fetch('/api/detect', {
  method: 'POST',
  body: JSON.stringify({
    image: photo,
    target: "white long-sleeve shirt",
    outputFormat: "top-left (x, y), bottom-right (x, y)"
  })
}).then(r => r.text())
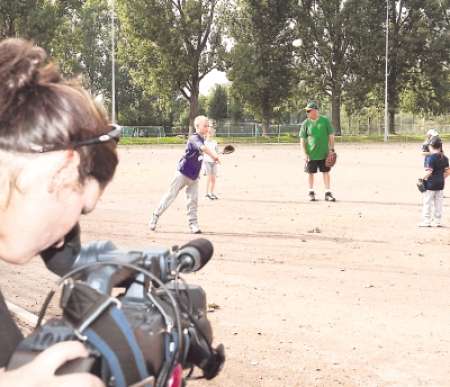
top-left (203, 139), bottom-right (219, 162)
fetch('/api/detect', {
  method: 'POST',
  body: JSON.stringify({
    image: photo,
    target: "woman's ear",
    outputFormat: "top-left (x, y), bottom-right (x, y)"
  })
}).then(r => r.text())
top-left (48, 150), bottom-right (81, 194)
top-left (81, 178), bottom-right (102, 214)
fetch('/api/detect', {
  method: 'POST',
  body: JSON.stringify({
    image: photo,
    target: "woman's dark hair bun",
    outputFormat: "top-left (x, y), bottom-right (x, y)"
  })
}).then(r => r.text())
top-left (0, 38), bottom-right (118, 187)
top-left (0, 38), bottom-right (47, 94)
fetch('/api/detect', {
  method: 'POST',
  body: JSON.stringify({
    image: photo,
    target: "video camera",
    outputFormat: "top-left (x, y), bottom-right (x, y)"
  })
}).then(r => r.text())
top-left (7, 225), bottom-right (225, 387)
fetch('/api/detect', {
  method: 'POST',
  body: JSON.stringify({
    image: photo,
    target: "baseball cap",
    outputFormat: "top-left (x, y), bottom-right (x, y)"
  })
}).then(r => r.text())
top-left (304, 101), bottom-right (319, 111)
top-left (426, 129), bottom-right (439, 137)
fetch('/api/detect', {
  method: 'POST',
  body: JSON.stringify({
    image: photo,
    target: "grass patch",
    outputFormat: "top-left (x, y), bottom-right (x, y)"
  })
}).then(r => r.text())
top-left (119, 136), bottom-right (186, 145)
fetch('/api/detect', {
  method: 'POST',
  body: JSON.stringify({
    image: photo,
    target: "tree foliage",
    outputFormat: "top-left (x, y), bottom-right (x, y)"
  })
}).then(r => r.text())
top-left (1, 1), bottom-right (449, 131)
top-left (294, 0), bottom-right (386, 134)
top-left (384, 0), bottom-right (450, 132)
top-left (119, 0), bottom-right (225, 133)
top-left (226, 0), bottom-right (298, 135)
top-left (208, 85), bottom-right (228, 120)
top-left (0, 1), bottom-right (88, 50)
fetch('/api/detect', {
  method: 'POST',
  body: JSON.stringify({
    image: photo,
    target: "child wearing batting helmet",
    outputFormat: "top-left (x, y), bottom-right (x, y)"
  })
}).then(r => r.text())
top-left (421, 129), bottom-right (440, 166)
top-left (418, 136), bottom-right (449, 227)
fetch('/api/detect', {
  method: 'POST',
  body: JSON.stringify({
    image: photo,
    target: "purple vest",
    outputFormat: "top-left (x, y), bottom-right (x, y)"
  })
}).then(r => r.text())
top-left (178, 133), bottom-right (205, 180)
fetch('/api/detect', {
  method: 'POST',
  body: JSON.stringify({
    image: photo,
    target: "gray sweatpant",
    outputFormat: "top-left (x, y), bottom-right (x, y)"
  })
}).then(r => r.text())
top-left (153, 171), bottom-right (199, 226)
top-left (422, 190), bottom-right (444, 223)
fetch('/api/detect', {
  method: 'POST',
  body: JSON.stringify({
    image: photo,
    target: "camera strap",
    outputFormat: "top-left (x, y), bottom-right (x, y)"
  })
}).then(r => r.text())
top-left (61, 282), bottom-right (152, 387)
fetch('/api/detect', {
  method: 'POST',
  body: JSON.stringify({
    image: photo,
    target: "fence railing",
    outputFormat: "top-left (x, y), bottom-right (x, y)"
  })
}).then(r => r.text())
top-left (120, 123), bottom-right (301, 143)
top-left (121, 126), bottom-right (166, 137)
top-left (121, 115), bottom-right (450, 142)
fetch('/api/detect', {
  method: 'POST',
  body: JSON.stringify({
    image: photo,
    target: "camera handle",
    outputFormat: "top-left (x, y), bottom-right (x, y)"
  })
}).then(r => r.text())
top-left (62, 281), bottom-right (151, 387)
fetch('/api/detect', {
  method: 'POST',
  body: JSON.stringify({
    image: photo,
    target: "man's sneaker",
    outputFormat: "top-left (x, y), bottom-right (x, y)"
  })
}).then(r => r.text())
top-left (418, 221), bottom-right (431, 227)
top-left (148, 214), bottom-right (159, 231)
top-left (308, 191), bottom-right (316, 201)
top-left (206, 193), bottom-right (214, 200)
top-left (210, 193), bottom-right (219, 200)
top-left (432, 220), bottom-right (443, 227)
top-left (325, 192), bottom-right (336, 202)
top-left (189, 224), bottom-right (202, 234)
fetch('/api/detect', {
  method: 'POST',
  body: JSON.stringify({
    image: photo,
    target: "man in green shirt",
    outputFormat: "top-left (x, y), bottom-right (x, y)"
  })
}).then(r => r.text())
top-left (299, 101), bottom-right (336, 202)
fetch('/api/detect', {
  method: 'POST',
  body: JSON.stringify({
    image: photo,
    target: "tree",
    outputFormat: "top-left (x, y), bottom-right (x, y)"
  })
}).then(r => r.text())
top-left (114, 69), bottom-right (170, 126)
top-left (58, 0), bottom-right (185, 126)
top-left (400, 72), bottom-right (450, 116)
top-left (294, 0), bottom-right (385, 135)
top-left (119, 0), bottom-right (225, 134)
top-left (208, 85), bottom-right (228, 120)
top-left (0, 0), bottom-right (81, 48)
top-left (226, 0), bottom-right (297, 135)
top-left (384, 0), bottom-right (450, 133)
top-left (227, 90), bottom-right (245, 121)
top-left (0, 0), bottom-right (180, 125)
top-left (62, 0), bottom-right (113, 95)
top-left (0, 0), bottom-right (113, 98)
top-left (44, 0), bottom-right (120, 121)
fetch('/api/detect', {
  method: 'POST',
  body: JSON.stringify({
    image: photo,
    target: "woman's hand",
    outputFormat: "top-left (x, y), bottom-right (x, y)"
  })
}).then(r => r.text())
top-left (0, 341), bottom-right (104, 387)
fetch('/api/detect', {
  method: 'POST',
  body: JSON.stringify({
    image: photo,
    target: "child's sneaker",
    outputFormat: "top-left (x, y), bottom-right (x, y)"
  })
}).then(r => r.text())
top-left (189, 224), bottom-right (202, 234)
top-left (206, 193), bottom-right (214, 200)
top-left (417, 221), bottom-right (431, 227)
top-left (308, 191), bottom-right (316, 201)
top-left (325, 192), bottom-right (336, 202)
top-left (210, 193), bottom-right (219, 200)
top-left (148, 214), bottom-right (159, 231)
top-left (432, 220), bottom-right (443, 227)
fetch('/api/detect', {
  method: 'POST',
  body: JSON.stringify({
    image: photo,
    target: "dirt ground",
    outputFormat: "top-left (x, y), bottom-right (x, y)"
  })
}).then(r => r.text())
top-left (2, 143), bottom-right (450, 387)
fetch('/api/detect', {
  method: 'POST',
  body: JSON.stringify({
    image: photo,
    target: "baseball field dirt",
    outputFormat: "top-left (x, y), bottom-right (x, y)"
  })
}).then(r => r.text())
top-left (1, 143), bottom-right (450, 386)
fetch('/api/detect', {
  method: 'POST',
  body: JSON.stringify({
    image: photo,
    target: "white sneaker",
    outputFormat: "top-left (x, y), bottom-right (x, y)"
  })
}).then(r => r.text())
top-left (189, 224), bottom-right (202, 234)
top-left (148, 214), bottom-right (159, 231)
top-left (418, 221), bottom-right (431, 227)
top-left (432, 220), bottom-right (443, 227)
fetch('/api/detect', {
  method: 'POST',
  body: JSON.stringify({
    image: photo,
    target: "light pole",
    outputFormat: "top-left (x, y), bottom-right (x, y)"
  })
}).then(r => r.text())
top-left (111, 0), bottom-right (116, 124)
top-left (384, 0), bottom-right (389, 142)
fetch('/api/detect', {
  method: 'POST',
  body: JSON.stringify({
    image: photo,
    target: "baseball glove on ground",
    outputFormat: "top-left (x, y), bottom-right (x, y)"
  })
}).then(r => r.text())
top-left (222, 144), bottom-right (235, 155)
top-left (325, 150), bottom-right (337, 168)
top-left (417, 178), bottom-right (427, 193)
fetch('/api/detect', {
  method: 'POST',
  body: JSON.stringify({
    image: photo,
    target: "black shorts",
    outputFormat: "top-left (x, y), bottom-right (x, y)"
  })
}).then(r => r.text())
top-left (305, 159), bottom-right (330, 173)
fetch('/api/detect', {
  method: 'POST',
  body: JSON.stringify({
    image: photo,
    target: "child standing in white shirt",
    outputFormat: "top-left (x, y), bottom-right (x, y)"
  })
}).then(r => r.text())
top-left (203, 128), bottom-right (220, 200)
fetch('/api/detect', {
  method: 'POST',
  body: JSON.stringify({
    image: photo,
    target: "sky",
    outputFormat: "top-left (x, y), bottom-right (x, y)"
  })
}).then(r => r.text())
top-left (199, 69), bottom-right (229, 95)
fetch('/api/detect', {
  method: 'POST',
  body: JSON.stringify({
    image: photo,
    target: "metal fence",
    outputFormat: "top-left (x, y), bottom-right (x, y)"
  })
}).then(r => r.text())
top-left (120, 114), bottom-right (450, 142)
top-left (340, 112), bottom-right (450, 135)
top-left (120, 123), bottom-right (301, 143)
top-left (121, 126), bottom-right (166, 137)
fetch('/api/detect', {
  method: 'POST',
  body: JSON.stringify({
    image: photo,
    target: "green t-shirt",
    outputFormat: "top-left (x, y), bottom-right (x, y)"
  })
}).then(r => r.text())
top-left (299, 115), bottom-right (335, 160)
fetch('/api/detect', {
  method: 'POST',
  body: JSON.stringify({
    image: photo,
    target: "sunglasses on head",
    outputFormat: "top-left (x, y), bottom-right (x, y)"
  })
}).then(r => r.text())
top-left (27, 124), bottom-right (121, 153)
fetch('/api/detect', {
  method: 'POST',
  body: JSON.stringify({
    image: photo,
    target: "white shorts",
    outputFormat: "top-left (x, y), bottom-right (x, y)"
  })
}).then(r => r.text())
top-left (203, 161), bottom-right (217, 176)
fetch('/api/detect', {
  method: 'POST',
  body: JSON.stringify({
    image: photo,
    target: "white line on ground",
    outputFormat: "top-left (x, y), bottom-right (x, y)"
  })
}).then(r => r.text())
top-left (6, 301), bottom-right (41, 327)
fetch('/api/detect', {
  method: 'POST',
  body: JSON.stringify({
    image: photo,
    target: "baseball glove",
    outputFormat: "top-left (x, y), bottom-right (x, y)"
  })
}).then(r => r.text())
top-left (416, 178), bottom-right (427, 193)
top-left (222, 144), bottom-right (235, 155)
top-left (325, 150), bottom-right (337, 168)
